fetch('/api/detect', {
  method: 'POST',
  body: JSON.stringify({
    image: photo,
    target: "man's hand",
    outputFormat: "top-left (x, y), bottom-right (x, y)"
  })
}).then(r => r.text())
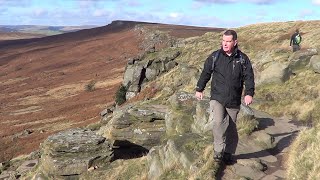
top-left (195, 91), bottom-right (203, 100)
top-left (244, 95), bottom-right (253, 106)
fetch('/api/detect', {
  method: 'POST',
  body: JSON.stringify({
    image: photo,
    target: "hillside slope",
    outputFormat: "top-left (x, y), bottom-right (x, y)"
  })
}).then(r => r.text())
top-left (0, 20), bottom-right (222, 162)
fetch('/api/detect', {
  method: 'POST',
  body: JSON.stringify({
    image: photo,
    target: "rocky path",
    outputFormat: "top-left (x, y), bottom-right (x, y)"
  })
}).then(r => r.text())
top-left (219, 110), bottom-right (304, 180)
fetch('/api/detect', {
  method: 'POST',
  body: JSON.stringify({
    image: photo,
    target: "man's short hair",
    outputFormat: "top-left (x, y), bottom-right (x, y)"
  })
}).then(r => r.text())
top-left (224, 30), bottom-right (237, 40)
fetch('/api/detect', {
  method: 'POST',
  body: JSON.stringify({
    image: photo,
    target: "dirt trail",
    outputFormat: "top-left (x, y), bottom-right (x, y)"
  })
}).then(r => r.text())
top-left (220, 110), bottom-right (304, 180)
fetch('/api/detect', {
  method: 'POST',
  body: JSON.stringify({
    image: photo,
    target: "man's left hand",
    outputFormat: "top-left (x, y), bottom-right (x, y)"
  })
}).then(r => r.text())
top-left (244, 95), bottom-right (253, 106)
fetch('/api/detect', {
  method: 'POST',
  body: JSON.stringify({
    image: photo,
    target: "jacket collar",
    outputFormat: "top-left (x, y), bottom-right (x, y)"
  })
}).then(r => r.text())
top-left (220, 45), bottom-right (239, 57)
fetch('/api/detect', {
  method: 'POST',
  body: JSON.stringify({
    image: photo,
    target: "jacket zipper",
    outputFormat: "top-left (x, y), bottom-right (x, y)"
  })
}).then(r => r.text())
top-left (232, 60), bottom-right (235, 75)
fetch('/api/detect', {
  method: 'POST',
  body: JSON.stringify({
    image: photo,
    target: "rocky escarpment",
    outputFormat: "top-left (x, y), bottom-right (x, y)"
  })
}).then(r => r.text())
top-left (122, 48), bottom-right (180, 100)
top-left (9, 91), bottom-right (264, 179)
top-left (255, 48), bottom-right (318, 86)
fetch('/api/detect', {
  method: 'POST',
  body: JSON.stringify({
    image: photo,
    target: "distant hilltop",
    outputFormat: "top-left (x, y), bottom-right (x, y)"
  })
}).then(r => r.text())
top-left (0, 25), bottom-right (98, 36)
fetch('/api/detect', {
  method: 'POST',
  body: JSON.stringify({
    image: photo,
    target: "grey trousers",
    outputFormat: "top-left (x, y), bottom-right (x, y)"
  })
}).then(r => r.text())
top-left (292, 44), bottom-right (300, 52)
top-left (210, 100), bottom-right (240, 154)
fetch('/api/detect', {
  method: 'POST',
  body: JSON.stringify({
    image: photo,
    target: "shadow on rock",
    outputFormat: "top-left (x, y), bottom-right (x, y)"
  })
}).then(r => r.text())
top-left (268, 130), bottom-right (299, 155)
top-left (256, 117), bottom-right (275, 131)
top-left (236, 130), bottom-right (299, 160)
top-left (111, 140), bottom-right (149, 161)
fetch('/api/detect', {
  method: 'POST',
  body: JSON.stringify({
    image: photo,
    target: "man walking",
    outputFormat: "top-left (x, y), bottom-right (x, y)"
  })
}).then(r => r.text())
top-left (195, 30), bottom-right (255, 164)
top-left (290, 29), bottom-right (302, 52)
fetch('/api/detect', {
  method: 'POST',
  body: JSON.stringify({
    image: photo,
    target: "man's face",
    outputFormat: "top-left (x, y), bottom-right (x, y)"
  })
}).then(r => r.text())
top-left (222, 34), bottom-right (237, 54)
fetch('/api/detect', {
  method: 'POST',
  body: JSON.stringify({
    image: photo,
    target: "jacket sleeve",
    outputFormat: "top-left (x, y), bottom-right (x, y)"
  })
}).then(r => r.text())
top-left (290, 34), bottom-right (293, 46)
top-left (196, 54), bottom-right (214, 92)
top-left (243, 55), bottom-right (255, 97)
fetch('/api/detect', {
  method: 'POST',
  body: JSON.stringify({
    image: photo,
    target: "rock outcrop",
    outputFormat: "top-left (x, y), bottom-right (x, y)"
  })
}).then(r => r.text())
top-left (98, 104), bottom-right (167, 150)
top-left (309, 54), bottom-right (320, 73)
top-left (34, 129), bottom-right (113, 179)
top-left (147, 133), bottom-right (213, 179)
top-left (255, 62), bottom-right (292, 86)
top-left (288, 48), bottom-right (318, 72)
top-left (122, 49), bottom-right (180, 100)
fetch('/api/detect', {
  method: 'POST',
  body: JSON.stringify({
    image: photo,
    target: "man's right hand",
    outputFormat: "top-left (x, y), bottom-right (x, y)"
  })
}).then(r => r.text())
top-left (195, 91), bottom-right (203, 100)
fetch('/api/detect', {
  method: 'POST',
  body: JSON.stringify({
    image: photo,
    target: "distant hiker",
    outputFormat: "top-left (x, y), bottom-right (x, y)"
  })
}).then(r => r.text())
top-left (195, 30), bottom-right (255, 165)
top-left (290, 29), bottom-right (302, 52)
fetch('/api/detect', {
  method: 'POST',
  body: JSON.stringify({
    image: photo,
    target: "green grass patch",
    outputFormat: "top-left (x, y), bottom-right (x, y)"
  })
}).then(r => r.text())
top-left (115, 84), bottom-right (127, 105)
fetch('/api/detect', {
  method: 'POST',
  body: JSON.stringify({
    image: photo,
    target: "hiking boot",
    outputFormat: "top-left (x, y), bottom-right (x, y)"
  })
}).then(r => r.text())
top-left (213, 151), bottom-right (223, 163)
top-left (223, 152), bottom-right (236, 165)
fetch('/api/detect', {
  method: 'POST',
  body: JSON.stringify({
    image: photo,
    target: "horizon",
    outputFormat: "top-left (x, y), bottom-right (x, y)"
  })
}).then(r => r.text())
top-left (0, 19), bottom-right (319, 30)
top-left (1, 0), bottom-right (320, 28)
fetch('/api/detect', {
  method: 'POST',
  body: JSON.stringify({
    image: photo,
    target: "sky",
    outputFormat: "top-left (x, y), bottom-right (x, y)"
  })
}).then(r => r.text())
top-left (0, 0), bottom-right (320, 28)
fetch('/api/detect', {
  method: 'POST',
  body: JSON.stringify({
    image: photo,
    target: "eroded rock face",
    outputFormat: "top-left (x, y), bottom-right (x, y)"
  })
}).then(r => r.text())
top-left (309, 55), bottom-right (320, 73)
top-left (255, 62), bottom-right (292, 86)
top-left (192, 99), bottom-right (212, 134)
top-left (122, 49), bottom-right (180, 100)
top-left (98, 104), bottom-right (167, 149)
top-left (166, 91), bottom-right (198, 136)
top-left (288, 48), bottom-right (318, 72)
top-left (39, 128), bottom-right (113, 178)
top-left (147, 133), bottom-right (212, 180)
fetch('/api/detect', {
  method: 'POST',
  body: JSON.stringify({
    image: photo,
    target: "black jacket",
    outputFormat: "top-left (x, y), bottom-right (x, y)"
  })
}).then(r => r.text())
top-left (196, 48), bottom-right (255, 108)
top-left (290, 32), bottom-right (301, 46)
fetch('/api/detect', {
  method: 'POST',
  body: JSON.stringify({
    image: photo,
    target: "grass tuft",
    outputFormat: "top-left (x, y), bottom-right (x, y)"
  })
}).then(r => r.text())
top-left (85, 80), bottom-right (96, 92)
top-left (286, 125), bottom-right (320, 179)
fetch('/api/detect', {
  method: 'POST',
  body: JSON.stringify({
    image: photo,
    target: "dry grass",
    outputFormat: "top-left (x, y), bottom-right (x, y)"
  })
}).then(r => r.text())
top-left (14, 79), bottom-right (121, 107)
top-left (160, 162), bottom-right (187, 179)
top-left (95, 78), bottom-right (122, 89)
top-left (39, 121), bottom-right (73, 132)
top-left (286, 125), bottom-right (320, 179)
top-left (12, 116), bottom-right (65, 127)
top-left (237, 20), bottom-right (320, 61)
top-left (237, 117), bottom-right (259, 137)
top-left (10, 105), bottom-right (42, 116)
top-left (17, 95), bottom-right (51, 106)
top-left (157, 144), bottom-right (218, 180)
top-left (188, 145), bottom-right (218, 180)
top-left (153, 21), bottom-right (320, 101)
top-left (0, 77), bottom-right (30, 86)
top-left (253, 69), bottom-right (320, 124)
top-left (46, 82), bottom-right (87, 99)
top-left (86, 156), bottom-right (149, 180)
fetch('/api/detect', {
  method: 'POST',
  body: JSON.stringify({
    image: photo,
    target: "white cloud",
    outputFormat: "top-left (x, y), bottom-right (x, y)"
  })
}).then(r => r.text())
top-left (312, 0), bottom-right (320, 5)
top-left (299, 9), bottom-right (315, 18)
top-left (93, 9), bottom-right (108, 17)
top-left (33, 8), bottom-right (47, 16)
top-left (169, 12), bottom-right (181, 18)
